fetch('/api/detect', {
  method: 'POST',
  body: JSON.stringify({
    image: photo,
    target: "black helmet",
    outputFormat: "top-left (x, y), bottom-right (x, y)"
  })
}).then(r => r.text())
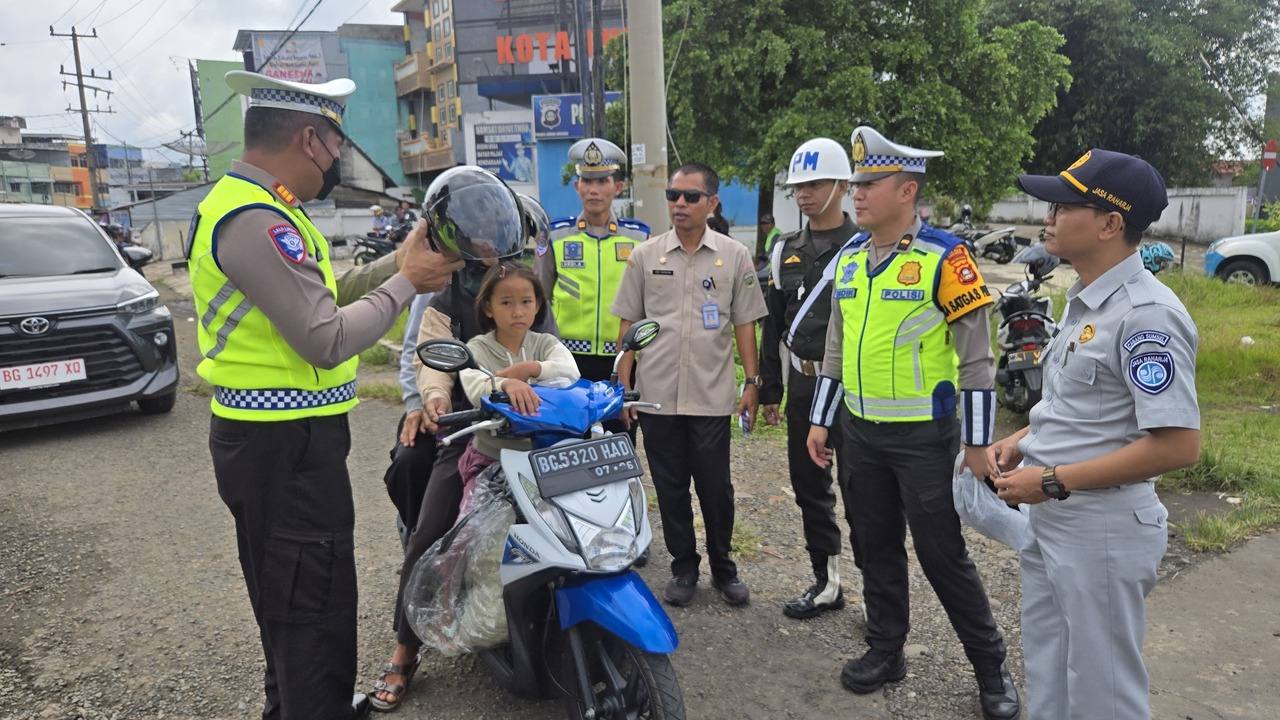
top-left (516, 192), bottom-right (549, 254)
top-left (421, 166), bottom-right (524, 262)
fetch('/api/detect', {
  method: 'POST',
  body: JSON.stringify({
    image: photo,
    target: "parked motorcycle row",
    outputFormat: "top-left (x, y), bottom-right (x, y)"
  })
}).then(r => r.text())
top-left (352, 221), bottom-right (413, 264)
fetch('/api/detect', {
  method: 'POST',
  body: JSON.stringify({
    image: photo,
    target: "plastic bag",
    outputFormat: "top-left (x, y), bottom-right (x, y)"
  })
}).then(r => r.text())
top-left (403, 465), bottom-right (514, 655)
top-left (951, 455), bottom-right (1031, 551)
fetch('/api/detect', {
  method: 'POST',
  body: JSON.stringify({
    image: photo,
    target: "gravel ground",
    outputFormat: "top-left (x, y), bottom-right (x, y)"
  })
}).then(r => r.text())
top-left (0, 267), bottom-right (1205, 720)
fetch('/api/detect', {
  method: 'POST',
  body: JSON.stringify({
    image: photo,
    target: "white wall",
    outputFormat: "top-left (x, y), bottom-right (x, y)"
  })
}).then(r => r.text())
top-left (989, 187), bottom-right (1247, 242)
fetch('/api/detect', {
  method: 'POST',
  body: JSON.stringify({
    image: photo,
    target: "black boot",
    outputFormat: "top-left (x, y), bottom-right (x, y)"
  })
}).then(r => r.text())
top-left (782, 582), bottom-right (845, 619)
top-left (352, 692), bottom-right (371, 719)
top-left (840, 648), bottom-right (906, 694)
top-left (975, 662), bottom-right (1020, 720)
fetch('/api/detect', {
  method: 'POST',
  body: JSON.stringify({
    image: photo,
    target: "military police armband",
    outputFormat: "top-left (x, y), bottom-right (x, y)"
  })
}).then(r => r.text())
top-left (809, 375), bottom-right (844, 428)
top-left (961, 389), bottom-right (996, 446)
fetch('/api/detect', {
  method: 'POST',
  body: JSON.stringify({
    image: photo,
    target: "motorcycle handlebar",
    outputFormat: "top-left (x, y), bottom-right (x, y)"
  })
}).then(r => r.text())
top-left (435, 409), bottom-right (488, 426)
top-left (623, 391), bottom-right (640, 402)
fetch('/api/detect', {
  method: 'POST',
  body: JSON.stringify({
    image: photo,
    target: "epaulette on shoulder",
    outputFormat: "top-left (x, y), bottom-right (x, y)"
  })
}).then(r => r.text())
top-left (549, 216), bottom-right (577, 230)
top-left (618, 218), bottom-right (651, 234)
top-left (917, 224), bottom-right (962, 252)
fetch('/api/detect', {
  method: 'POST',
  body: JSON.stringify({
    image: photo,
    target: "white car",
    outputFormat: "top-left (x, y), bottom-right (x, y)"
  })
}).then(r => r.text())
top-left (1205, 231), bottom-right (1279, 285)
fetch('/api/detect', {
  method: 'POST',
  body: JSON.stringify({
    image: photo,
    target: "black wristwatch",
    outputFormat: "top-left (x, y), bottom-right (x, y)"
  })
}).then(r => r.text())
top-left (1041, 466), bottom-right (1070, 500)
top-left (743, 375), bottom-right (762, 388)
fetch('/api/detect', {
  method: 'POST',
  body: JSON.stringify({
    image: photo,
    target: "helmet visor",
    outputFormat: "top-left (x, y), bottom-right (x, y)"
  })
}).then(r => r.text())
top-left (423, 167), bottom-right (524, 261)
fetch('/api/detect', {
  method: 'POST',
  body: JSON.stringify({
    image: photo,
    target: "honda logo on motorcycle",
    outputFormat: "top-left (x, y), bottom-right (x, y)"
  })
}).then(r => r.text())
top-left (19, 316), bottom-right (51, 335)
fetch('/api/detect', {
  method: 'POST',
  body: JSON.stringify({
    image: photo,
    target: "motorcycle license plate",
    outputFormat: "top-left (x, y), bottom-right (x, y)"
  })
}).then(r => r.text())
top-left (1007, 350), bottom-right (1043, 369)
top-left (530, 435), bottom-right (641, 497)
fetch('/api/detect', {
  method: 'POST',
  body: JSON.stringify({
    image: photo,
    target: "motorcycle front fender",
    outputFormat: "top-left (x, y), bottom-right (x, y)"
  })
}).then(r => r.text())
top-left (1024, 367), bottom-right (1043, 391)
top-left (555, 571), bottom-right (679, 654)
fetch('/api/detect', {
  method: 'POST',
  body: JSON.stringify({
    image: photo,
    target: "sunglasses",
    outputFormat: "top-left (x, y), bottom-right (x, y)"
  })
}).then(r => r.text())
top-left (665, 188), bottom-right (711, 203)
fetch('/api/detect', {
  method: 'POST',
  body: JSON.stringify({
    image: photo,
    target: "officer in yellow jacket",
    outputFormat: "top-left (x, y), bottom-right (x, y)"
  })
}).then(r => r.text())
top-left (535, 138), bottom-right (648, 436)
top-left (190, 71), bottom-right (459, 720)
top-left (805, 127), bottom-right (1019, 719)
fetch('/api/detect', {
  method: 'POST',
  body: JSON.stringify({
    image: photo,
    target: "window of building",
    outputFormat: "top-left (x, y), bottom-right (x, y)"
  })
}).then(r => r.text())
top-left (9, 182), bottom-right (21, 193)
top-left (432, 0), bottom-right (440, 15)
top-left (443, 17), bottom-right (451, 37)
top-left (447, 80), bottom-right (456, 98)
top-left (441, 0), bottom-right (448, 12)
top-left (444, 43), bottom-right (453, 61)
top-left (433, 22), bottom-right (441, 42)
top-left (54, 181), bottom-right (76, 194)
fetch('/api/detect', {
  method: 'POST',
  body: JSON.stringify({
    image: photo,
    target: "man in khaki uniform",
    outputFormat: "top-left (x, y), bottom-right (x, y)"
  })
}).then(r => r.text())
top-left (612, 162), bottom-right (769, 608)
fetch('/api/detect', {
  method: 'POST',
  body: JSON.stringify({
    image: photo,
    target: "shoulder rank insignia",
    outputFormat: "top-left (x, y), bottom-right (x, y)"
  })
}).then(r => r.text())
top-left (784, 254), bottom-right (802, 264)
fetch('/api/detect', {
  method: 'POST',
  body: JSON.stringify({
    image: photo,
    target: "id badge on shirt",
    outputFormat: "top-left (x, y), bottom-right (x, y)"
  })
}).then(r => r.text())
top-left (701, 302), bottom-right (720, 330)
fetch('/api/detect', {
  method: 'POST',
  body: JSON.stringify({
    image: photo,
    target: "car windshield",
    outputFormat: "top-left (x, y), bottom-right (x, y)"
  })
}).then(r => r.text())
top-left (0, 215), bottom-right (122, 278)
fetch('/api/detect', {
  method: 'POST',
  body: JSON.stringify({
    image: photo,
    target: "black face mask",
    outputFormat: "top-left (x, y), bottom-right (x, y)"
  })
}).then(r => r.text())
top-left (457, 261), bottom-right (490, 298)
top-left (309, 134), bottom-right (341, 201)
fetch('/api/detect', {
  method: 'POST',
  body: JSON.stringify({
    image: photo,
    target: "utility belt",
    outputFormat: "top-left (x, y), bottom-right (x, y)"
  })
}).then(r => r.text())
top-left (789, 355), bottom-right (823, 377)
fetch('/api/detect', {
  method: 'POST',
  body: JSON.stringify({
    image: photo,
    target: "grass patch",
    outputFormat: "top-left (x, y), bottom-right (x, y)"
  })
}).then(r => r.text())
top-left (359, 343), bottom-right (396, 367)
top-left (384, 307), bottom-right (410, 345)
top-left (1155, 271), bottom-right (1280, 549)
top-left (185, 379), bottom-right (214, 398)
top-left (731, 521), bottom-right (763, 560)
top-left (359, 381), bottom-right (403, 402)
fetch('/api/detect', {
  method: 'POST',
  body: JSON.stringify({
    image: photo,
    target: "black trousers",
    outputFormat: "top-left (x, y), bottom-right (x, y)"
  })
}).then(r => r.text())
top-left (210, 414), bottom-right (358, 720)
top-left (381, 412), bottom-right (438, 543)
top-left (392, 439), bottom-right (465, 648)
top-left (573, 352), bottom-right (637, 443)
top-left (785, 369), bottom-right (861, 576)
top-left (639, 414), bottom-right (737, 582)
top-left (839, 411), bottom-right (1006, 672)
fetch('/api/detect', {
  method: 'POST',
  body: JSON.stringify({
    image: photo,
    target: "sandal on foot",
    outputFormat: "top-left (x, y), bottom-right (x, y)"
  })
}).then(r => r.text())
top-left (369, 655), bottom-right (421, 712)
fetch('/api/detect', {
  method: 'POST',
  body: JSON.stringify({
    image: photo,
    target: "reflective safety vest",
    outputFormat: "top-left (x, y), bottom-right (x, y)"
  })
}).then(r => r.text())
top-left (548, 216), bottom-right (649, 355)
top-left (834, 230), bottom-right (965, 422)
top-left (189, 174), bottom-right (359, 421)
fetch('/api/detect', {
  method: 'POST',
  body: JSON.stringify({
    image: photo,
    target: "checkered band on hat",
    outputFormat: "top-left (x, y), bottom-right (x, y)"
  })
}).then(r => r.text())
top-left (857, 154), bottom-right (928, 173)
top-left (250, 87), bottom-right (345, 119)
top-left (214, 380), bottom-right (358, 411)
top-left (563, 339), bottom-right (593, 353)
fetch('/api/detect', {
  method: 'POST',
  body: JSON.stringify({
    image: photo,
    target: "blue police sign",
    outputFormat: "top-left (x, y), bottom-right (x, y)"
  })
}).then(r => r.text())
top-left (532, 92), bottom-right (623, 138)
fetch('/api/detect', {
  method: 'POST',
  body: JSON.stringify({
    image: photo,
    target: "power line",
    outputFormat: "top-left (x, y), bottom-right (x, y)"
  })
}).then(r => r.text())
top-left (98, 0), bottom-right (152, 27)
top-left (117, 0), bottom-right (203, 66)
top-left (201, 0), bottom-right (328, 124)
top-left (50, 0), bottom-right (87, 26)
top-left (75, 0), bottom-right (111, 27)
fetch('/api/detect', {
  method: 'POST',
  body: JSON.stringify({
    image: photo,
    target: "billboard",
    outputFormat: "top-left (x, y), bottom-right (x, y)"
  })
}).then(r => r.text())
top-left (253, 33), bottom-right (328, 83)
top-left (474, 122), bottom-right (535, 184)
top-left (532, 92), bottom-right (623, 139)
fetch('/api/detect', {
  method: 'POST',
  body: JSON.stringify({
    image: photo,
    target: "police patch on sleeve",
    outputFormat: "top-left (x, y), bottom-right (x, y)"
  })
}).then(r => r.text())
top-left (268, 223), bottom-right (306, 264)
top-left (1123, 330), bottom-right (1171, 353)
top-left (1128, 351), bottom-right (1175, 394)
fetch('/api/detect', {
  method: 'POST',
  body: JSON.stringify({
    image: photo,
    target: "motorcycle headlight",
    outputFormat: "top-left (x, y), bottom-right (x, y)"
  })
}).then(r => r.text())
top-left (117, 289), bottom-right (160, 315)
top-left (573, 498), bottom-right (639, 572)
top-left (627, 478), bottom-right (646, 530)
top-left (517, 472), bottom-right (579, 553)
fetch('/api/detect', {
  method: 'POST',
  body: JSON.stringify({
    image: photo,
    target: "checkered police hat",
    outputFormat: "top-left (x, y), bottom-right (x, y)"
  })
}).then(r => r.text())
top-left (225, 70), bottom-right (356, 129)
top-left (849, 126), bottom-right (944, 183)
top-left (569, 138), bottom-right (626, 179)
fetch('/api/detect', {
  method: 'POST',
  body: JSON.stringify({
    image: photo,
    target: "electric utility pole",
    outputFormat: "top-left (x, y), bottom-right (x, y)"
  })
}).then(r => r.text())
top-left (50, 26), bottom-right (114, 214)
top-left (625, 0), bottom-right (668, 230)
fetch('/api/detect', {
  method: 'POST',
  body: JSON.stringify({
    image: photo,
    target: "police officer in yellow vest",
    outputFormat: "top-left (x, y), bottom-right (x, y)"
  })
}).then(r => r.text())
top-left (805, 127), bottom-right (1019, 719)
top-left (535, 137), bottom-right (649, 436)
top-left (191, 71), bottom-right (460, 720)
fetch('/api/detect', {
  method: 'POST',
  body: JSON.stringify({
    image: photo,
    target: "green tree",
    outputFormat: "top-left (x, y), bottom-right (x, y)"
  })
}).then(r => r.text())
top-left (985, 0), bottom-right (1280, 186)
top-left (604, 0), bottom-right (1069, 213)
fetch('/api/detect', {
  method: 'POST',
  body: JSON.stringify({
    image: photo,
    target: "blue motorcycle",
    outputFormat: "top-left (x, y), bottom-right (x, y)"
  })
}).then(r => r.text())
top-left (415, 319), bottom-right (686, 719)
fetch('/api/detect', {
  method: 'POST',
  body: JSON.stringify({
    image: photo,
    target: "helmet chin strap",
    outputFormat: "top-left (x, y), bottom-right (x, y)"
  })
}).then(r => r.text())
top-left (817, 181), bottom-right (841, 217)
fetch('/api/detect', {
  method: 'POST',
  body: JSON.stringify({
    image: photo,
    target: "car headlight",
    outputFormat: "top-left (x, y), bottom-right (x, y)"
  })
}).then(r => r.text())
top-left (117, 289), bottom-right (161, 315)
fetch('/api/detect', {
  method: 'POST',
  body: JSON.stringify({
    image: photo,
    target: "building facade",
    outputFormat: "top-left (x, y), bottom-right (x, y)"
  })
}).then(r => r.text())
top-left (0, 124), bottom-right (108, 211)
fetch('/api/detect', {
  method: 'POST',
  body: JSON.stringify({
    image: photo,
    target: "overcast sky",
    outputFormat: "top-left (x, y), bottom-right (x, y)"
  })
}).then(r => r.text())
top-left (0, 0), bottom-right (400, 162)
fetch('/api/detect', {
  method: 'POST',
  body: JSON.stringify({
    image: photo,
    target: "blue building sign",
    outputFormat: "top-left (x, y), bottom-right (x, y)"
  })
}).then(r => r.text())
top-left (532, 92), bottom-right (623, 139)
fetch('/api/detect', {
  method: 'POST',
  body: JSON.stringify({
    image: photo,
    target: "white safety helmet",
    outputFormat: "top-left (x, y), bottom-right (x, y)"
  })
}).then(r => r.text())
top-left (784, 137), bottom-right (853, 185)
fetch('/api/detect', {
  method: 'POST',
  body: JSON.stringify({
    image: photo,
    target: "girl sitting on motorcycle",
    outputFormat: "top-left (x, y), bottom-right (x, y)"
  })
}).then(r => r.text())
top-left (456, 262), bottom-right (580, 499)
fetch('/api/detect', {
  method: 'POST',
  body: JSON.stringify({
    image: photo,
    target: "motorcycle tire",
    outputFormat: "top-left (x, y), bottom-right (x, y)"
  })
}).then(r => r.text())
top-left (353, 250), bottom-right (377, 266)
top-left (993, 245), bottom-right (1015, 264)
top-left (561, 626), bottom-right (686, 720)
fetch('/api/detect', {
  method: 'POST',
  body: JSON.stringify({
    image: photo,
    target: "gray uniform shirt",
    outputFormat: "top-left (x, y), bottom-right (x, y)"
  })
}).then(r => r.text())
top-left (216, 161), bottom-right (416, 370)
top-left (1018, 252), bottom-right (1200, 470)
top-left (819, 219), bottom-right (996, 390)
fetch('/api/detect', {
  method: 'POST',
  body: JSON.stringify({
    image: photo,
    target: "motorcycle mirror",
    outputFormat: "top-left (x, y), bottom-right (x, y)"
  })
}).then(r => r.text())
top-left (621, 320), bottom-right (661, 353)
top-left (415, 338), bottom-right (476, 373)
top-left (122, 245), bottom-right (152, 268)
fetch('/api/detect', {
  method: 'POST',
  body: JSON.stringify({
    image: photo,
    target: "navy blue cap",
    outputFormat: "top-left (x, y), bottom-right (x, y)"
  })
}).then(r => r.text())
top-left (1016, 149), bottom-right (1168, 231)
